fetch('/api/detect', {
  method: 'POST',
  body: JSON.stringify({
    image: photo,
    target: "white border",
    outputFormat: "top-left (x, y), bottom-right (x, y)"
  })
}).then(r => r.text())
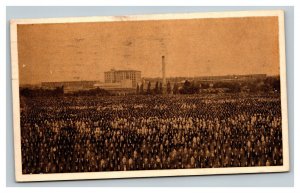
top-left (10, 10), bottom-right (290, 182)
top-left (11, 9), bottom-right (287, 25)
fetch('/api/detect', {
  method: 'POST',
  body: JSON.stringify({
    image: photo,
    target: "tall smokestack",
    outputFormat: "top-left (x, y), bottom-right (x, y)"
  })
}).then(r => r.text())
top-left (162, 56), bottom-right (166, 87)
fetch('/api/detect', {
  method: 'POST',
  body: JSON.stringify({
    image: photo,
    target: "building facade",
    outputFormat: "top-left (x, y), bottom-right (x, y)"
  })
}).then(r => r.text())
top-left (104, 69), bottom-right (141, 88)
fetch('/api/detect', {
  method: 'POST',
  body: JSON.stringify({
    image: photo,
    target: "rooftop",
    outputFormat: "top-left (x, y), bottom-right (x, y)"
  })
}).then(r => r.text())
top-left (105, 69), bottom-right (141, 73)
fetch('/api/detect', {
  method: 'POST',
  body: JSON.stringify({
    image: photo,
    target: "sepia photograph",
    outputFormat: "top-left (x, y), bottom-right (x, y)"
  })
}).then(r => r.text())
top-left (10, 10), bottom-right (289, 182)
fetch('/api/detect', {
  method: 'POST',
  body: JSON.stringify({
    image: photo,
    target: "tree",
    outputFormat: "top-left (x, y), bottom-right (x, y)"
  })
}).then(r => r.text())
top-left (191, 82), bottom-right (200, 94)
top-left (180, 80), bottom-right (192, 94)
top-left (136, 84), bottom-right (140, 94)
top-left (147, 82), bottom-right (151, 95)
top-left (247, 81), bottom-right (257, 93)
top-left (179, 80), bottom-right (200, 94)
top-left (154, 81), bottom-right (159, 94)
top-left (230, 83), bottom-right (241, 93)
top-left (140, 83), bottom-right (144, 94)
top-left (159, 82), bottom-right (163, 94)
top-left (273, 78), bottom-right (281, 92)
top-left (167, 82), bottom-right (171, 94)
top-left (173, 83), bottom-right (179, 94)
top-left (264, 76), bottom-right (280, 92)
top-left (201, 83), bottom-right (210, 89)
top-left (213, 81), bottom-right (241, 93)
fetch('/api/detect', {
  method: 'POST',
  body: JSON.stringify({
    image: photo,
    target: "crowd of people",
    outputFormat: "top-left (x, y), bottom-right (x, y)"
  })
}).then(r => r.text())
top-left (20, 93), bottom-right (283, 174)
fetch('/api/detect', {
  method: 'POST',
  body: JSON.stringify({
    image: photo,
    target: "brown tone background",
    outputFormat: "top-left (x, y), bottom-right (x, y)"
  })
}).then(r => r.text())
top-left (17, 16), bottom-right (279, 85)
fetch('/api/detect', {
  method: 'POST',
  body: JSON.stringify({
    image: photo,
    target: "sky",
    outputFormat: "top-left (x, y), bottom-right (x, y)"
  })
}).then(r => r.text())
top-left (17, 16), bottom-right (280, 85)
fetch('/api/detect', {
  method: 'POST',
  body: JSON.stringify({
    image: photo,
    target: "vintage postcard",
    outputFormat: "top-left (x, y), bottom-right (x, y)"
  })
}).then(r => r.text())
top-left (10, 10), bottom-right (289, 182)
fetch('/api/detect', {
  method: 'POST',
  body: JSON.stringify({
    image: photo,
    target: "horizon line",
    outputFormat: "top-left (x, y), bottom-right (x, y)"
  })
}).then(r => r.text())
top-left (20, 73), bottom-right (280, 86)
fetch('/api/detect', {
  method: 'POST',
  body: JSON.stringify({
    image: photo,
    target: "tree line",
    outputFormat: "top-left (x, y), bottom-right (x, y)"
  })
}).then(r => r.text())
top-left (20, 87), bottom-right (111, 97)
top-left (20, 87), bottom-right (64, 97)
top-left (136, 76), bottom-right (280, 95)
top-left (136, 81), bottom-right (200, 95)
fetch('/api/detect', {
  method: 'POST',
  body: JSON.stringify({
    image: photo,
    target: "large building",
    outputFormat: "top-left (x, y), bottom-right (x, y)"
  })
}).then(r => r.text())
top-left (104, 69), bottom-right (141, 88)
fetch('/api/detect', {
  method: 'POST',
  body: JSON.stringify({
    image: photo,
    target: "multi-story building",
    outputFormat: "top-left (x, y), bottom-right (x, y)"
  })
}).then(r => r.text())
top-left (104, 69), bottom-right (141, 88)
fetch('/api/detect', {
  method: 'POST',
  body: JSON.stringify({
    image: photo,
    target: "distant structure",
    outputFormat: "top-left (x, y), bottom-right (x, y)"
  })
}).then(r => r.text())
top-left (162, 56), bottom-right (166, 86)
top-left (143, 73), bottom-right (268, 94)
top-left (192, 74), bottom-right (267, 82)
top-left (41, 69), bottom-right (142, 95)
top-left (162, 56), bottom-right (167, 94)
top-left (104, 69), bottom-right (141, 88)
top-left (41, 80), bottom-right (97, 93)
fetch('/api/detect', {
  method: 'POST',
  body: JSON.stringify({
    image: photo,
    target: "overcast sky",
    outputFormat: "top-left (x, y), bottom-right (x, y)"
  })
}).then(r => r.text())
top-left (17, 16), bottom-right (280, 85)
